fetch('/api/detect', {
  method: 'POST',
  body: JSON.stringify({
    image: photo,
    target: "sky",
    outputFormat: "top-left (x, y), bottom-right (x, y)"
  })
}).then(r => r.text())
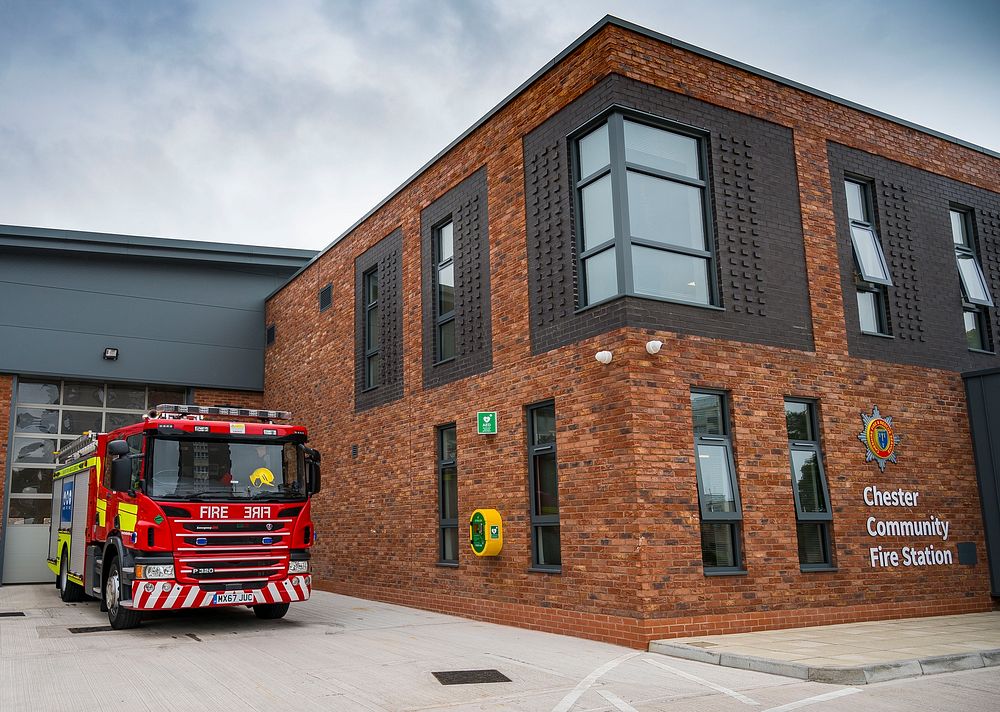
top-left (1, 0), bottom-right (998, 251)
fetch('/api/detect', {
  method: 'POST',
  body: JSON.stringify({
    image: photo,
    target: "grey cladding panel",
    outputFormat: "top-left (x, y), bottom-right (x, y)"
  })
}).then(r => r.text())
top-left (965, 372), bottom-right (1000, 595)
top-left (523, 74), bottom-right (813, 354)
top-left (0, 250), bottom-right (290, 389)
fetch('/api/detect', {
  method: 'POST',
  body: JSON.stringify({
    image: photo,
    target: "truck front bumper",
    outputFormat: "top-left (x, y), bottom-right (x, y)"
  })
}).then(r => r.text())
top-left (127, 575), bottom-right (311, 610)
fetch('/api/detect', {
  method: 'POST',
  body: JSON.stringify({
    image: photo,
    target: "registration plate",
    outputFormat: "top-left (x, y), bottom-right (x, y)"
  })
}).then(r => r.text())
top-left (213, 591), bottom-right (254, 605)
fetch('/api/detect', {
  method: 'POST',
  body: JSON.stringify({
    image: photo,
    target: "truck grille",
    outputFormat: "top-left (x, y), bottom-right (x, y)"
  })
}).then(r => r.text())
top-left (171, 516), bottom-right (293, 587)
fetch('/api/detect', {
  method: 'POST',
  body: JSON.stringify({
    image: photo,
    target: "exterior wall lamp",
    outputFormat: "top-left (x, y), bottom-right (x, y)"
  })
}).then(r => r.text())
top-left (595, 350), bottom-right (613, 365)
top-left (645, 340), bottom-right (663, 355)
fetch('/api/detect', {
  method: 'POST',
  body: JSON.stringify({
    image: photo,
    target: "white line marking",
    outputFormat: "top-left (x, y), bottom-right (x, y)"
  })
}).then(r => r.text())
top-left (597, 689), bottom-right (640, 712)
top-left (550, 652), bottom-right (641, 712)
top-left (760, 687), bottom-right (862, 712)
top-left (645, 658), bottom-right (759, 706)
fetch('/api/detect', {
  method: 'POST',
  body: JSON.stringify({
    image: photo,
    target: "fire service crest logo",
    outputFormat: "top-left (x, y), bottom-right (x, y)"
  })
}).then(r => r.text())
top-left (858, 405), bottom-right (899, 472)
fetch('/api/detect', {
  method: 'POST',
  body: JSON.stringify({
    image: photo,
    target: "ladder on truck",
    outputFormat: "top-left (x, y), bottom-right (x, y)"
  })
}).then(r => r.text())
top-left (56, 431), bottom-right (100, 465)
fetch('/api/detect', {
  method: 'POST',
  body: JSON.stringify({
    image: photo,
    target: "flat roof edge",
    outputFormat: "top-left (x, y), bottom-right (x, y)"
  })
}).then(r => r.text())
top-left (267, 14), bottom-right (999, 301)
top-left (1, 224), bottom-right (316, 268)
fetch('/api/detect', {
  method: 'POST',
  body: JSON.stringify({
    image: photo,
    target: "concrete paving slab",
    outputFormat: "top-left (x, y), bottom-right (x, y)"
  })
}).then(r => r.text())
top-left (649, 611), bottom-right (1000, 687)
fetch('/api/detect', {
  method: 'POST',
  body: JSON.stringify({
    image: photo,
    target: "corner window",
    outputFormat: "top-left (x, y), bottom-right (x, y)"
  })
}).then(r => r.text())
top-left (845, 179), bottom-right (891, 335)
top-left (691, 391), bottom-right (743, 572)
top-left (528, 401), bottom-right (560, 570)
top-left (575, 111), bottom-right (715, 308)
top-left (433, 221), bottom-right (456, 362)
top-left (785, 400), bottom-right (834, 569)
top-left (362, 268), bottom-right (380, 389)
top-left (950, 208), bottom-right (993, 351)
top-left (437, 425), bottom-right (458, 564)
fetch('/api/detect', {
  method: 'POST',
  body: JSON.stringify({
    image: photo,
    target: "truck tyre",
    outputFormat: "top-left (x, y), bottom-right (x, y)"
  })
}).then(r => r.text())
top-left (253, 602), bottom-right (289, 620)
top-left (59, 549), bottom-right (84, 602)
top-left (105, 558), bottom-right (142, 630)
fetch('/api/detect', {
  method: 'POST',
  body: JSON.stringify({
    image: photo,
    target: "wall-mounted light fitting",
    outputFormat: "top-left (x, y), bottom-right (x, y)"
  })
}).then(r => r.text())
top-left (645, 340), bottom-right (663, 355)
top-left (595, 350), bottom-right (613, 365)
top-left (103, 347), bottom-right (119, 361)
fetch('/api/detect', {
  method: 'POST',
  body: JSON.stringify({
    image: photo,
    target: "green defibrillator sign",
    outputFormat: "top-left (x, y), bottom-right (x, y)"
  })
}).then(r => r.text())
top-left (477, 411), bottom-right (497, 435)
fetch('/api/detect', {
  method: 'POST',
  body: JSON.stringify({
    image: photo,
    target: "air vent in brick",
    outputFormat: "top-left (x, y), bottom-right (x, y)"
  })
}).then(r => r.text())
top-left (319, 283), bottom-right (332, 312)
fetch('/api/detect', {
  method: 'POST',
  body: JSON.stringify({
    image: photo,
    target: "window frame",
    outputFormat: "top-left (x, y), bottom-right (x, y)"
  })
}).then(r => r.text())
top-left (527, 400), bottom-right (560, 572)
top-left (437, 424), bottom-right (458, 565)
top-left (845, 178), bottom-right (893, 287)
top-left (572, 107), bottom-right (719, 310)
top-left (784, 398), bottom-right (834, 570)
top-left (690, 389), bottom-right (744, 573)
top-left (432, 219), bottom-right (457, 364)
top-left (362, 267), bottom-right (380, 390)
top-left (951, 207), bottom-right (993, 308)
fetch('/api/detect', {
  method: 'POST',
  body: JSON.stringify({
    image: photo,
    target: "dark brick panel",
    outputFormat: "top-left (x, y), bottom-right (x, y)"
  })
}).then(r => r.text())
top-left (829, 143), bottom-right (1000, 372)
top-left (421, 167), bottom-right (493, 389)
top-left (523, 73), bottom-right (813, 354)
top-left (354, 229), bottom-right (404, 411)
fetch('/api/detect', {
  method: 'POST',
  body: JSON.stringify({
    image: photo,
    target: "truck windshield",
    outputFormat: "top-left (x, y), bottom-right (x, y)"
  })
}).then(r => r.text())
top-left (147, 439), bottom-right (305, 501)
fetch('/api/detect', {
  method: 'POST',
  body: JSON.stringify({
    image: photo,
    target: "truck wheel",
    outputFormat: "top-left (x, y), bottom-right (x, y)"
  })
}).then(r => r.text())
top-left (105, 559), bottom-right (142, 630)
top-left (253, 602), bottom-right (289, 620)
top-left (59, 550), bottom-right (84, 602)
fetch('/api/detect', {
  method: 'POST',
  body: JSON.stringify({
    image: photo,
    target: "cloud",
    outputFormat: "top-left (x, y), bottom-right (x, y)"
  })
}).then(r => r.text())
top-left (0, 0), bottom-right (997, 250)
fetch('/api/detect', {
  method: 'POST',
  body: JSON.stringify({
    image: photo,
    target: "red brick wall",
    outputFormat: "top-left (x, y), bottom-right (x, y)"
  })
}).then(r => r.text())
top-left (0, 374), bottom-right (11, 542)
top-left (264, 24), bottom-right (998, 647)
top-left (190, 389), bottom-right (263, 410)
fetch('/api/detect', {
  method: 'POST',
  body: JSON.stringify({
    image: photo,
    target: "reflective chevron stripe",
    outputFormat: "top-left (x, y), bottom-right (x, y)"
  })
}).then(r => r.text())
top-left (128, 576), bottom-right (312, 610)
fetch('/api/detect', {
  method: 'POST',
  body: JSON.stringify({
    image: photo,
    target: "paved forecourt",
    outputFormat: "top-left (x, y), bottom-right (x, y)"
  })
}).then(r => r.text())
top-left (1, 584), bottom-right (999, 711)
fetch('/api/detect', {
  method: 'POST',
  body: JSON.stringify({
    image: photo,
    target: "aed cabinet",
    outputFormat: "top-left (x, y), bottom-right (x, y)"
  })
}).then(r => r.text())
top-left (469, 509), bottom-right (502, 556)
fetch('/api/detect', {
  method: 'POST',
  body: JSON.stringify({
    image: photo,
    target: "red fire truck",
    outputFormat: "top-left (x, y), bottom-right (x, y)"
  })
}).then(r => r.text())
top-left (46, 404), bottom-right (321, 629)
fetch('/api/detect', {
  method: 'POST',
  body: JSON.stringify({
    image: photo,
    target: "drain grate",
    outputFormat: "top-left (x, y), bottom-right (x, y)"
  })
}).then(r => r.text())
top-left (68, 625), bottom-right (114, 634)
top-left (432, 669), bottom-right (511, 685)
top-left (0, 611), bottom-right (26, 617)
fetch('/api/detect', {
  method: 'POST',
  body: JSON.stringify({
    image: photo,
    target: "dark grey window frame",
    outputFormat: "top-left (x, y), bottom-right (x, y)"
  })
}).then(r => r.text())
top-left (437, 424), bottom-right (458, 566)
top-left (362, 267), bottom-right (379, 390)
top-left (845, 177), bottom-right (892, 335)
top-left (691, 389), bottom-right (744, 574)
top-left (265, 323), bottom-right (275, 347)
top-left (950, 207), bottom-right (994, 353)
top-left (785, 399), bottom-right (834, 570)
top-left (432, 219), bottom-right (456, 364)
top-left (527, 400), bottom-right (560, 572)
top-left (319, 283), bottom-right (333, 312)
top-left (572, 107), bottom-right (718, 310)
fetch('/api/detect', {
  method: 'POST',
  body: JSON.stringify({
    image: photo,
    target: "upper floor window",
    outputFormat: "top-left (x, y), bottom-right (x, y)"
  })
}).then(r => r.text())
top-left (362, 268), bottom-right (380, 389)
top-left (845, 178), bottom-right (892, 335)
top-left (433, 221), bottom-right (456, 362)
top-left (575, 111), bottom-right (715, 308)
top-left (950, 208), bottom-right (993, 351)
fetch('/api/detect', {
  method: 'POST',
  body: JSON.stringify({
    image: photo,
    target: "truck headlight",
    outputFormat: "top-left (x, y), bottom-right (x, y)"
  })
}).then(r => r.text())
top-left (135, 564), bottom-right (174, 580)
top-left (288, 560), bottom-right (309, 574)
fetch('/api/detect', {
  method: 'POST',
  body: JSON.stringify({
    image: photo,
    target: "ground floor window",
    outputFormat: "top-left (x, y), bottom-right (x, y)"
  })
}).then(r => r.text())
top-left (528, 401), bottom-right (560, 570)
top-left (437, 424), bottom-right (458, 564)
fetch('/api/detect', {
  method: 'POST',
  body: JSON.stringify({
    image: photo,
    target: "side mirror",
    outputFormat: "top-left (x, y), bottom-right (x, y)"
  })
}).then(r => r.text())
top-left (305, 447), bottom-right (321, 495)
top-left (107, 439), bottom-right (130, 457)
top-left (110, 457), bottom-right (132, 492)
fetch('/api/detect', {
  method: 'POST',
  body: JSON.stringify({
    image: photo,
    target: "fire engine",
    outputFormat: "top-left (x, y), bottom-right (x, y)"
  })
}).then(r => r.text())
top-left (46, 404), bottom-right (321, 629)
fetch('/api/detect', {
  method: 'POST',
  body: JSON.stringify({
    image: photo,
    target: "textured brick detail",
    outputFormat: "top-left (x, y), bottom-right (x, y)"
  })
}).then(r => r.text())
top-left (421, 167), bottom-right (492, 388)
top-left (523, 74), bottom-right (812, 354)
top-left (355, 230), bottom-right (404, 412)
top-left (829, 142), bottom-right (1000, 370)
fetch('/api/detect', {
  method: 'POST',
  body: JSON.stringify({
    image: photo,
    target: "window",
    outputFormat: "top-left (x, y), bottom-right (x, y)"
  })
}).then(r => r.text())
top-left (845, 179), bottom-right (892, 335)
top-left (950, 208), bottom-right (993, 351)
top-left (528, 401), bottom-right (560, 570)
top-left (691, 391), bottom-right (743, 572)
top-left (433, 221), bottom-right (456, 362)
top-left (319, 283), bottom-right (332, 312)
top-left (265, 324), bottom-right (276, 346)
top-left (362, 268), bottom-right (379, 389)
top-left (784, 400), bottom-right (834, 569)
top-left (575, 111), bottom-right (715, 307)
top-left (438, 425), bottom-right (458, 564)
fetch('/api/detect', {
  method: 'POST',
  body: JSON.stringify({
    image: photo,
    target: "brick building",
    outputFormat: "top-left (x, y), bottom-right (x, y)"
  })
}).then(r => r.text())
top-left (264, 17), bottom-right (1000, 647)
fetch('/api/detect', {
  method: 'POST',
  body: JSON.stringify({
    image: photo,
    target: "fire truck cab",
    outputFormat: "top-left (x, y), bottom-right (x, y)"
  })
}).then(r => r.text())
top-left (46, 404), bottom-right (320, 629)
